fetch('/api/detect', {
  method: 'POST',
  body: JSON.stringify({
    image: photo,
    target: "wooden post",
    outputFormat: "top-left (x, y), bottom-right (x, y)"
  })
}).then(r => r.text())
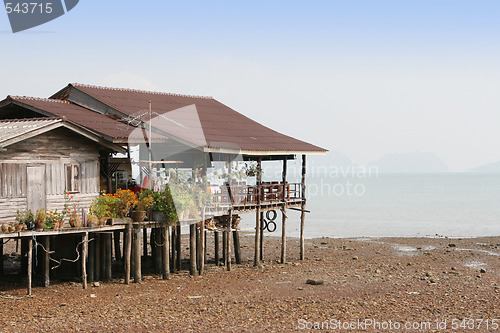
top-left (259, 211), bottom-right (264, 261)
top-left (222, 230), bottom-right (227, 265)
top-left (143, 228), bottom-right (148, 258)
top-left (196, 223), bottom-right (201, 272)
top-left (214, 231), bottom-right (220, 266)
top-left (0, 239), bottom-right (3, 275)
top-left (105, 233), bottom-right (112, 281)
top-left (254, 157), bottom-right (262, 267)
top-left (82, 232), bottom-right (88, 289)
top-left (113, 230), bottom-right (121, 261)
top-left (199, 217), bottom-right (205, 275)
top-left (281, 157), bottom-right (288, 264)
top-left (300, 154), bottom-right (307, 260)
top-left (21, 239), bottom-right (28, 275)
top-left (124, 223), bottom-right (132, 284)
top-left (171, 226), bottom-right (177, 272)
top-left (155, 228), bottom-right (162, 274)
top-left (27, 238), bottom-right (32, 296)
top-left (133, 225), bottom-right (141, 283)
top-left (95, 234), bottom-right (101, 281)
top-left (176, 224), bottom-right (181, 270)
top-left (189, 223), bottom-right (197, 275)
top-left (162, 225), bottom-right (170, 280)
top-left (233, 230), bottom-right (241, 264)
top-left (88, 233), bottom-right (95, 283)
top-left (226, 210), bottom-right (232, 271)
top-left (43, 236), bottom-right (50, 287)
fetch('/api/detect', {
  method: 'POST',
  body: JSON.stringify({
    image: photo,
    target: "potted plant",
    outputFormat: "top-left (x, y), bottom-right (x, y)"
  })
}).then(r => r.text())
top-left (45, 210), bottom-right (63, 229)
top-left (16, 209), bottom-right (34, 230)
top-left (89, 196), bottom-right (111, 226)
top-left (131, 190), bottom-right (154, 222)
top-left (113, 189), bottom-right (137, 218)
top-left (35, 209), bottom-right (46, 231)
top-left (151, 187), bottom-right (178, 225)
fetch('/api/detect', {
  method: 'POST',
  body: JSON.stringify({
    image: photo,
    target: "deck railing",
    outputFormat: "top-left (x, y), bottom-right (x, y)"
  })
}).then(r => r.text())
top-left (208, 182), bottom-right (303, 207)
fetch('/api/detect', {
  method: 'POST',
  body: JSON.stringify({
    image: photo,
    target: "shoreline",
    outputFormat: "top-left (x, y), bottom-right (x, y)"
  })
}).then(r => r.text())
top-left (1, 234), bottom-right (499, 332)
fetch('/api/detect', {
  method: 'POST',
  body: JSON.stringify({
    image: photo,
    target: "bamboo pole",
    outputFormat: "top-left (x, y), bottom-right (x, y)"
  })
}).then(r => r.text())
top-left (43, 236), bottom-right (50, 287)
top-left (82, 232), bottom-right (88, 289)
top-left (254, 157), bottom-right (262, 267)
top-left (124, 223), bottom-right (132, 284)
top-left (162, 225), bottom-right (170, 280)
top-left (133, 225), bottom-right (141, 283)
top-left (189, 223), bottom-right (197, 275)
top-left (300, 154), bottom-right (307, 260)
top-left (27, 238), bottom-right (32, 296)
top-left (281, 157), bottom-right (288, 264)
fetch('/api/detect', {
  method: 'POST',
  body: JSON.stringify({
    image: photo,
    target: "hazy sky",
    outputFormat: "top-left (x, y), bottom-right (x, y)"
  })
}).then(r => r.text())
top-left (1, 1), bottom-right (499, 171)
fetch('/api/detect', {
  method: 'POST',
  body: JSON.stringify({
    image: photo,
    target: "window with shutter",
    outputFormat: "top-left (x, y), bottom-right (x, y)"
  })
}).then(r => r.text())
top-left (65, 164), bottom-right (80, 193)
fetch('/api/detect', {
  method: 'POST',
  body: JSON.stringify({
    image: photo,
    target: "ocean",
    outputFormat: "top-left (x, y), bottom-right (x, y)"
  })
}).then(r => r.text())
top-left (239, 173), bottom-right (500, 238)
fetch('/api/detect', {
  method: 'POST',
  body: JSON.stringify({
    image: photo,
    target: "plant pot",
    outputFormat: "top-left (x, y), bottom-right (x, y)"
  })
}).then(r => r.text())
top-left (69, 216), bottom-right (83, 228)
top-left (8, 225), bottom-right (15, 233)
top-left (151, 210), bottom-right (166, 223)
top-left (52, 221), bottom-right (61, 229)
top-left (25, 220), bottom-right (35, 230)
top-left (1, 224), bottom-right (8, 232)
top-left (15, 224), bottom-right (23, 232)
top-left (87, 215), bottom-right (99, 228)
top-left (35, 221), bottom-right (44, 231)
top-left (98, 217), bottom-right (108, 226)
top-left (131, 211), bottom-right (146, 222)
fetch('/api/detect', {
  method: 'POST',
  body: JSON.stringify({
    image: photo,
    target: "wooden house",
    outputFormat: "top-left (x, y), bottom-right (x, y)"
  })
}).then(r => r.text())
top-left (0, 117), bottom-right (125, 223)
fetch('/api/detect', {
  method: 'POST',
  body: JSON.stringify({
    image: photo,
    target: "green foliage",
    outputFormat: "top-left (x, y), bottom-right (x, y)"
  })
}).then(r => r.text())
top-left (152, 186), bottom-right (178, 224)
top-left (16, 209), bottom-right (34, 223)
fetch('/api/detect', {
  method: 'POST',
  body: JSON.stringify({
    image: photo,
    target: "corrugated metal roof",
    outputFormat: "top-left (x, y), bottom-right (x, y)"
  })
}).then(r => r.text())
top-left (8, 96), bottom-right (134, 140)
top-left (0, 118), bottom-right (62, 144)
top-left (66, 83), bottom-right (327, 154)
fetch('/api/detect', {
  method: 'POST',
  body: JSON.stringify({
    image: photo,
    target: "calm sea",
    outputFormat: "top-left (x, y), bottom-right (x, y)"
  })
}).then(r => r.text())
top-left (239, 174), bottom-right (500, 238)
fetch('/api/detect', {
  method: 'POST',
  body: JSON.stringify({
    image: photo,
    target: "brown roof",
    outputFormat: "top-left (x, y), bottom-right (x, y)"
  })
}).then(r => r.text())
top-left (7, 96), bottom-right (134, 140)
top-left (64, 84), bottom-right (327, 155)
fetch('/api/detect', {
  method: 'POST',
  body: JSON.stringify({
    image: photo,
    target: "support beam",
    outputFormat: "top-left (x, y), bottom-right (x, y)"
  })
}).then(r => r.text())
top-left (124, 223), bottom-right (132, 284)
top-left (95, 234), bottom-right (101, 281)
top-left (254, 157), bottom-right (262, 267)
top-left (105, 233), bottom-right (112, 281)
top-left (281, 157), bottom-right (288, 264)
top-left (214, 231), bottom-right (220, 266)
top-left (171, 226), bottom-right (177, 272)
top-left (300, 154), bottom-right (307, 260)
top-left (0, 240), bottom-right (3, 275)
top-left (233, 230), bottom-right (241, 264)
top-left (162, 225), bottom-right (170, 280)
top-left (43, 236), bottom-right (50, 287)
top-left (88, 233), bottom-right (95, 283)
top-left (113, 230), bottom-right (121, 261)
top-left (133, 225), bottom-right (141, 283)
top-left (175, 224), bottom-right (181, 270)
top-left (82, 232), bottom-right (88, 289)
top-left (199, 219), bottom-right (205, 275)
top-left (226, 210), bottom-right (232, 271)
top-left (259, 211), bottom-right (264, 261)
top-left (189, 223), bottom-right (197, 275)
top-left (27, 238), bottom-right (32, 296)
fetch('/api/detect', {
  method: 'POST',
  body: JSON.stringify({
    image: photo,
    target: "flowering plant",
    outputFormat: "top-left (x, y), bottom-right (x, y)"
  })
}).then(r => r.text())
top-left (244, 162), bottom-right (262, 177)
top-left (133, 190), bottom-right (154, 211)
top-left (107, 189), bottom-right (137, 217)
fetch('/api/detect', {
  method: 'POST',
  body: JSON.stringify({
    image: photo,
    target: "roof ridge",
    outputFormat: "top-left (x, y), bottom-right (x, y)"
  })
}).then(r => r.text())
top-left (72, 83), bottom-right (214, 100)
top-left (10, 96), bottom-right (70, 103)
top-left (0, 117), bottom-right (62, 123)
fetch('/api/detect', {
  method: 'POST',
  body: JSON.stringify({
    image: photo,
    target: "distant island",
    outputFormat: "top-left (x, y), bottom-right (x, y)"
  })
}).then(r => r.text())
top-left (468, 160), bottom-right (500, 173)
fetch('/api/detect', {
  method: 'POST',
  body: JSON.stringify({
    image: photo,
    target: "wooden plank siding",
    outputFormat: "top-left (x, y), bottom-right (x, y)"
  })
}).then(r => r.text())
top-left (0, 128), bottom-right (104, 224)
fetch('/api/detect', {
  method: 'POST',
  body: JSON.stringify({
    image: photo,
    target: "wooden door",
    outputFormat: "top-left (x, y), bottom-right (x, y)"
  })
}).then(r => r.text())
top-left (27, 165), bottom-right (46, 212)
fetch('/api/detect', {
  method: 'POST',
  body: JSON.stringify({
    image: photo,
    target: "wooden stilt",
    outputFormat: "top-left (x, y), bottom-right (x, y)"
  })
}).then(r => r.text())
top-left (171, 226), bottom-right (177, 272)
top-left (199, 217), bottom-right (205, 275)
top-left (175, 224), bottom-right (181, 270)
top-left (124, 223), bottom-right (132, 284)
top-left (222, 230), bottom-right (227, 265)
top-left (133, 225), bottom-right (141, 283)
top-left (88, 233), bottom-right (95, 283)
top-left (105, 233), bottom-right (112, 281)
top-left (43, 236), bottom-right (50, 287)
top-left (214, 231), bottom-right (220, 266)
top-left (82, 232), bottom-right (88, 289)
top-left (300, 154), bottom-right (306, 260)
top-left (203, 230), bottom-right (207, 267)
top-left (0, 239), bottom-right (4, 275)
top-left (27, 238), bottom-right (32, 296)
top-left (21, 239), bottom-right (28, 275)
top-left (95, 234), bottom-right (101, 281)
top-left (189, 223), bottom-right (197, 275)
top-left (226, 210), bottom-right (232, 271)
top-left (196, 223), bottom-right (201, 271)
top-left (254, 157), bottom-right (262, 267)
top-left (143, 228), bottom-right (148, 258)
top-left (259, 211), bottom-right (264, 261)
top-left (101, 234), bottom-right (106, 279)
top-left (233, 230), bottom-right (241, 264)
top-left (162, 225), bottom-right (170, 280)
top-left (154, 228), bottom-right (162, 274)
top-left (113, 230), bottom-right (121, 261)
top-left (281, 157), bottom-right (288, 264)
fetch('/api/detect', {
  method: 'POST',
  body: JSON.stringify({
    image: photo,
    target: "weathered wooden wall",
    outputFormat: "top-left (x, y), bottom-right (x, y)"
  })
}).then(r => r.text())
top-left (0, 128), bottom-right (103, 224)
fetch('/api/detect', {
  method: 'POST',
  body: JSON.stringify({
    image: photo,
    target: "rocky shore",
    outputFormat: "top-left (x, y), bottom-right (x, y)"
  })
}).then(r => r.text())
top-left (1, 234), bottom-right (499, 332)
